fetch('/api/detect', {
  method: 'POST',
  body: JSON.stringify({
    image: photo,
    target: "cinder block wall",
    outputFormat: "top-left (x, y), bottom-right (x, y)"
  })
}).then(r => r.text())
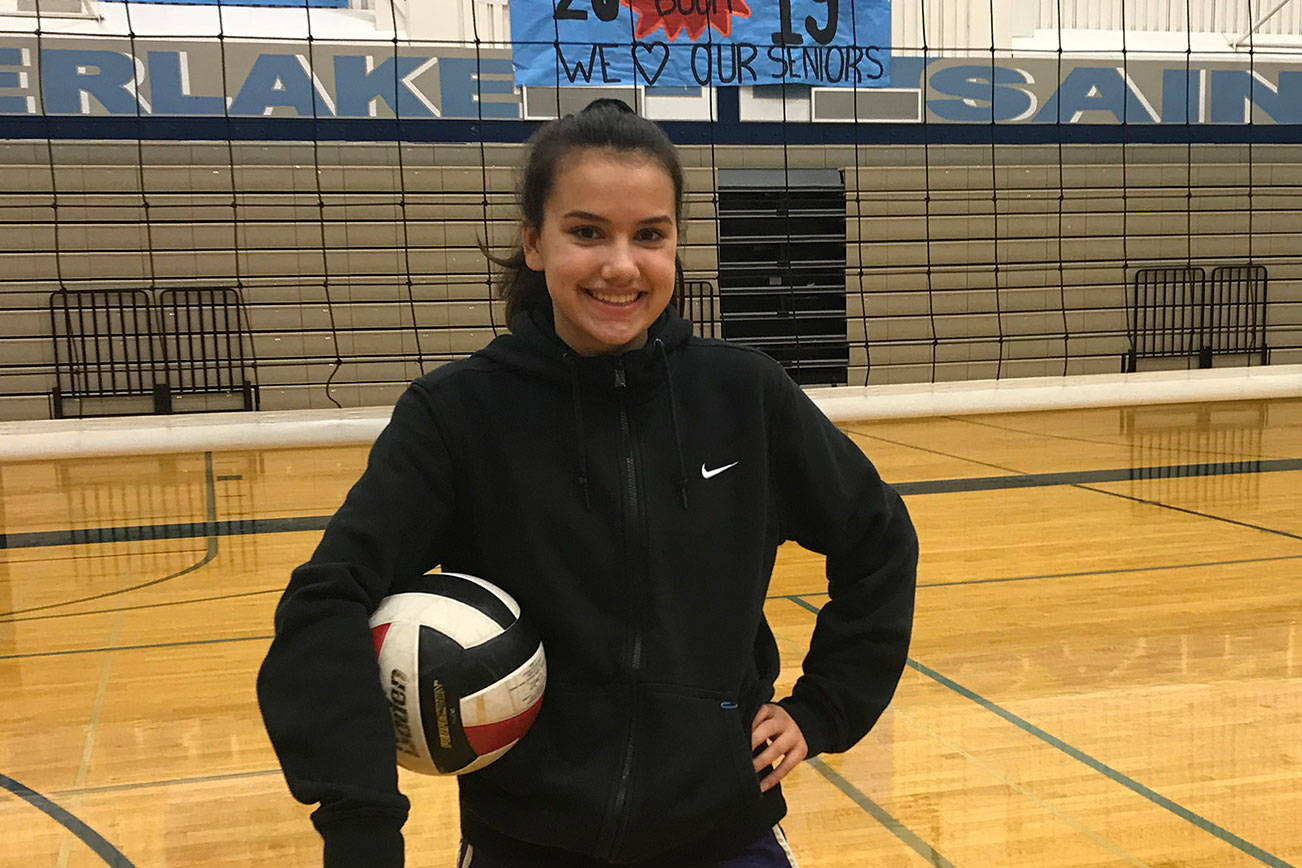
top-left (1, 139), bottom-right (1298, 420)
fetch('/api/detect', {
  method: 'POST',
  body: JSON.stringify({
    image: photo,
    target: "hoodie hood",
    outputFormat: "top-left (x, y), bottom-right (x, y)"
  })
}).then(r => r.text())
top-left (476, 301), bottom-right (693, 389)
top-left (476, 301), bottom-right (694, 511)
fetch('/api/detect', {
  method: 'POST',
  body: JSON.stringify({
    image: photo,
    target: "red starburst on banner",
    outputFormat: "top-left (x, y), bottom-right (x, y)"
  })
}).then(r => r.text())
top-left (621, 0), bottom-right (752, 42)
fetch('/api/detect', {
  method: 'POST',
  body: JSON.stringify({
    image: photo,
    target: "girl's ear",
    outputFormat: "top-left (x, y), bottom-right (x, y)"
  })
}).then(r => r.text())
top-left (522, 222), bottom-right (544, 272)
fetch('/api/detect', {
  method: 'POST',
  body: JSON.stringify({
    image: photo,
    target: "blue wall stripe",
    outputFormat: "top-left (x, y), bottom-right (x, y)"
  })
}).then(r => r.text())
top-left (6, 115), bottom-right (1302, 146)
top-left (0, 772), bottom-right (137, 867)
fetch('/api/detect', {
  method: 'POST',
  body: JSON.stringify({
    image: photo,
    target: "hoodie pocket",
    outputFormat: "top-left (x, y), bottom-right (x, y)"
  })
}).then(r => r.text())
top-left (459, 681), bottom-right (630, 855)
top-left (460, 682), bottom-right (763, 862)
top-left (615, 684), bottom-right (763, 862)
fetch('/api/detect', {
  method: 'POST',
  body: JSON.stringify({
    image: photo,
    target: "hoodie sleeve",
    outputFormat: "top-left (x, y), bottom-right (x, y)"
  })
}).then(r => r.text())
top-left (256, 382), bottom-right (456, 867)
top-left (769, 375), bottom-right (918, 758)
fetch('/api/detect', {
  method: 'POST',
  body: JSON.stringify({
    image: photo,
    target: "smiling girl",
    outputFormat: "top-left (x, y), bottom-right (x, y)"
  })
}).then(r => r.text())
top-left (257, 99), bottom-right (917, 868)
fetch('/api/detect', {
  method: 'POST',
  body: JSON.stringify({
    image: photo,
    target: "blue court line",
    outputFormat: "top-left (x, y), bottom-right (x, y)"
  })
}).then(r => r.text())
top-left (853, 428), bottom-right (1302, 540)
top-left (0, 548), bottom-right (218, 619)
top-left (1075, 483), bottom-right (1302, 540)
top-left (916, 553), bottom-right (1302, 589)
top-left (778, 601), bottom-right (953, 863)
top-left (806, 758), bottom-right (956, 867)
top-left (10, 547), bottom-right (1291, 650)
top-left (905, 659), bottom-right (1296, 868)
top-left (2, 458), bottom-right (1297, 553)
top-left (0, 772), bottom-right (136, 867)
top-left (0, 515), bottom-right (326, 551)
top-left (0, 634), bottom-right (274, 660)
top-left (0, 588), bottom-right (281, 625)
top-left (891, 458), bottom-right (1302, 496)
top-left (10, 549), bottom-right (1299, 629)
top-left (785, 595), bottom-right (1295, 868)
top-left (52, 769), bottom-right (283, 799)
top-left (0, 456), bottom-right (221, 620)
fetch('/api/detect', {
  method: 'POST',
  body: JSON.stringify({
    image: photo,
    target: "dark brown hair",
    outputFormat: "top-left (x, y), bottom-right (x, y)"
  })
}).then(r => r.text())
top-left (490, 99), bottom-right (686, 324)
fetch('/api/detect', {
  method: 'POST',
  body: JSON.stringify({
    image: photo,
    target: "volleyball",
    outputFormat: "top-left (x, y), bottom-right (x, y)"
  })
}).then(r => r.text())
top-left (368, 572), bottom-right (546, 776)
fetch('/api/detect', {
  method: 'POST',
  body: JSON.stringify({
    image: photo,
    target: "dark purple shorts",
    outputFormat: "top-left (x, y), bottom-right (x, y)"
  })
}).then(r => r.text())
top-left (456, 826), bottom-right (798, 867)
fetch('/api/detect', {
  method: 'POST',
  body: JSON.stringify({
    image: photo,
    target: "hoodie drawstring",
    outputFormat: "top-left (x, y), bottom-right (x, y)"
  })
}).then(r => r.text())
top-left (655, 338), bottom-right (690, 510)
top-left (562, 353), bottom-right (593, 511)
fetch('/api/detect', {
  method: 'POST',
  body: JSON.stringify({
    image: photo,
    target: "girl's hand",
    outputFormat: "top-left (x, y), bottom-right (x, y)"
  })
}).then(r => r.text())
top-left (750, 703), bottom-right (808, 792)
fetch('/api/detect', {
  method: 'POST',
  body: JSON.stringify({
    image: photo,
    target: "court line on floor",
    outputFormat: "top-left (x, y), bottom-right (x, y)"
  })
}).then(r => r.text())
top-left (915, 553), bottom-right (1302, 589)
top-left (58, 614), bottom-right (123, 868)
top-left (0, 588), bottom-right (283, 625)
top-left (0, 772), bottom-right (136, 867)
top-left (0, 541), bottom-right (217, 618)
top-left (3, 458), bottom-right (1298, 554)
top-left (785, 596), bottom-right (1294, 868)
top-left (1073, 484), bottom-right (1301, 540)
top-left (848, 429), bottom-right (1302, 540)
top-left (777, 550), bottom-right (1302, 605)
top-left (10, 549), bottom-right (1302, 645)
top-left (892, 458), bottom-right (1302, 496)
top-left (0, 634), bottom-right (274, 660)
top-left (848, 425), bottom-right (1302, 496)
top-left (889, 705), bottom-right (1148, 867)
top-left (50, 769), bottom-right (284, 799)
top-left (943, 414), bottom-right (1294, 465)
top-left (805, 758), bottom-right (955, 867)
top-left (0, 455), bottom-right (221, 619)
top-left (905, 657), bottom-right (1295, 868)
top-left (0, 516), bottom-right (328, 550)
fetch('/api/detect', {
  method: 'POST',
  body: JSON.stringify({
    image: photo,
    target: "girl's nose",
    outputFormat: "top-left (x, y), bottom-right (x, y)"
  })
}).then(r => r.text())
top-left (601, 240), bottom-right (638, 283)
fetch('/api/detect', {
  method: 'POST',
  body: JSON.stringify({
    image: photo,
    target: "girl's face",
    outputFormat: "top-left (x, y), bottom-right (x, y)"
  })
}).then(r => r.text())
top-left (523, 148), bottom-right (678, 357)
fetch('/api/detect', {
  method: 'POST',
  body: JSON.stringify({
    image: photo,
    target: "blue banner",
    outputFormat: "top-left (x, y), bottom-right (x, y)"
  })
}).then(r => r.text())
top-left (510, 0), bottom-right (891, 89)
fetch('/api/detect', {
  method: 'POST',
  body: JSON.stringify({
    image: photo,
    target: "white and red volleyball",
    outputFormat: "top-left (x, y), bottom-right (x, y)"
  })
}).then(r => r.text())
top-left (368, 572), bottom-right (546, 776)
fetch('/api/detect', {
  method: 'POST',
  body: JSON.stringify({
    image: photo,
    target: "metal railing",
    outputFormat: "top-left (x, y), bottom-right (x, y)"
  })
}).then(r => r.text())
top-left (49, 288), bottom-right (258, 418)
top-left (679, 279), bottom-right (720, 340)
top-left (1124, 263), bottom-right (1268, 371)
top-left (1205, 264), bottom-right (1269, 360)
top-left (50, 289), bottom-right (167, 418)
top-left (159, 287), bottom-right (259, 412)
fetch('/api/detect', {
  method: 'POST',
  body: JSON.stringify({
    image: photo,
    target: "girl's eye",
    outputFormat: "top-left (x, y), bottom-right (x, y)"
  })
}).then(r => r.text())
top-left (571, 226), bottom-right (601, 240)
top-left (636, 228), bottom-right (666, 243)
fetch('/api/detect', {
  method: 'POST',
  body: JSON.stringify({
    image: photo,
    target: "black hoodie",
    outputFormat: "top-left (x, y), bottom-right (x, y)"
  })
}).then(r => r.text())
top-left (256, 305), bottom-right (918, 866)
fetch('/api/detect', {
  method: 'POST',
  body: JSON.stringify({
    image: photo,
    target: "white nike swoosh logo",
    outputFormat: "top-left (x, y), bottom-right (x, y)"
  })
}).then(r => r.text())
top-left (701, 461), bottom-right (740, 480)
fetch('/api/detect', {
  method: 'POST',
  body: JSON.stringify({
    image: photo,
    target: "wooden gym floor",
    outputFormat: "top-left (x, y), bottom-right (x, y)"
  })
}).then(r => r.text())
top-left (1, 398), bottom-right (1299, 867)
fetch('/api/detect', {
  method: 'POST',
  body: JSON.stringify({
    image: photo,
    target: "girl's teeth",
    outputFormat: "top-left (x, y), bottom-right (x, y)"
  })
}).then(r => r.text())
top-left (591, 291), bottom-right (636, 304)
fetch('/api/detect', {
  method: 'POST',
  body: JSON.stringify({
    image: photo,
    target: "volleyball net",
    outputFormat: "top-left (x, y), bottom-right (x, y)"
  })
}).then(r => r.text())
top-left (0, 0), bottom-right (1300, 431)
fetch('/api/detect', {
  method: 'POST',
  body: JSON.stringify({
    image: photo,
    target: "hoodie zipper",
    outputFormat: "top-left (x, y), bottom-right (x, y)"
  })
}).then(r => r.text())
top-left (602, 360), bottom-right (643, 859)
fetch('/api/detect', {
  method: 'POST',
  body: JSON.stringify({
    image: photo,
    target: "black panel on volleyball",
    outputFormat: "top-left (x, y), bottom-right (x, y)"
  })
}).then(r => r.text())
top-left (415, 626), bottom-right (479, 773)
top-left (716, 168), bottom-right (849, 386)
